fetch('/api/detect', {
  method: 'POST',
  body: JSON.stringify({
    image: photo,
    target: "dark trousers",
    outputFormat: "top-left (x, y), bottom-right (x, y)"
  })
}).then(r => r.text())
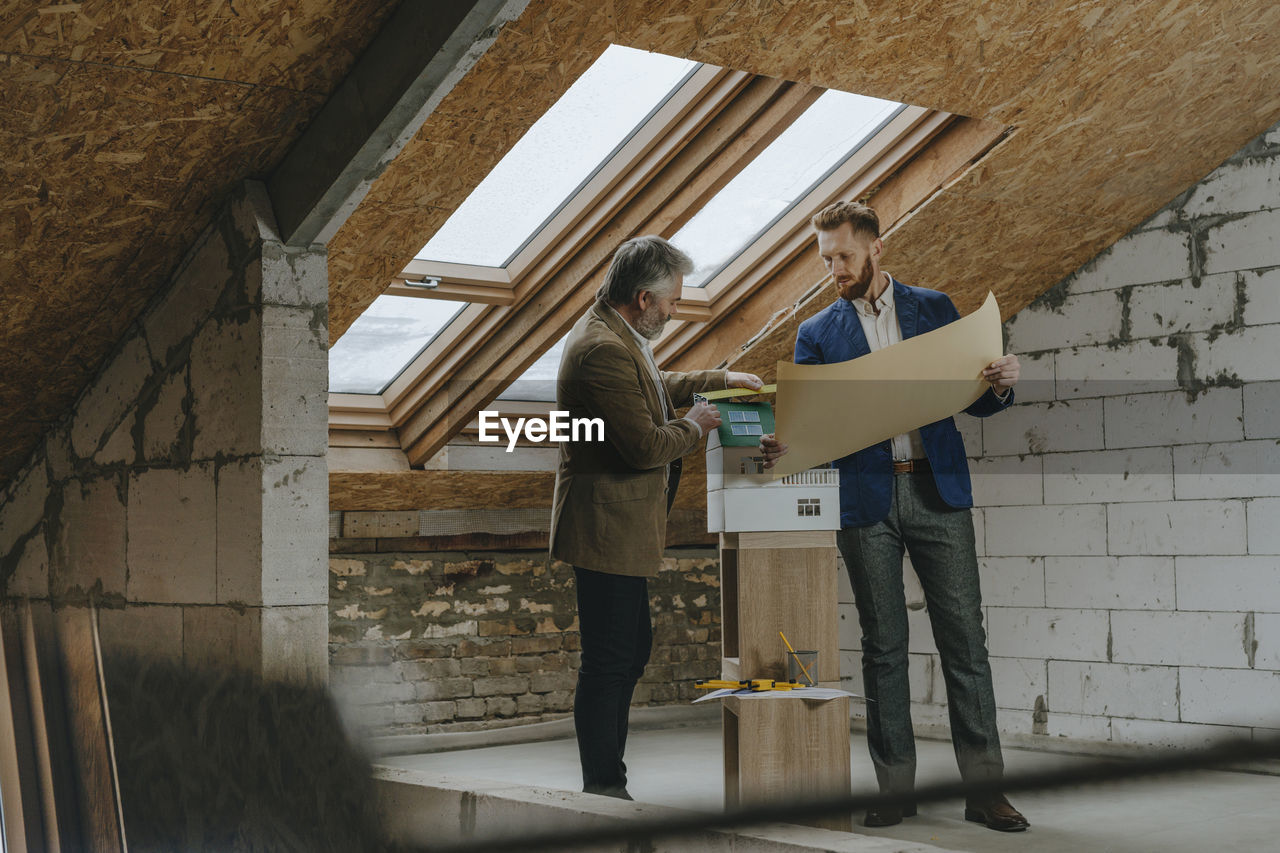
top-left (836, 471), bottom-right (1004, 795)
top-left (572, 566), bottom-right (652, 795)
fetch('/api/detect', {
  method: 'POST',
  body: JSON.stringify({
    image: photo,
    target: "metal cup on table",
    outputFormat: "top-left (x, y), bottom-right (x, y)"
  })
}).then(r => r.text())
top-left (786, 649), bottom-right (818, 686)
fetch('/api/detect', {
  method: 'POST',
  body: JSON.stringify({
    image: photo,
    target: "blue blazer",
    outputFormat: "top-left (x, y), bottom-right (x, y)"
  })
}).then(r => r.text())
top-left (794, 279), bottom-right (1013, 528)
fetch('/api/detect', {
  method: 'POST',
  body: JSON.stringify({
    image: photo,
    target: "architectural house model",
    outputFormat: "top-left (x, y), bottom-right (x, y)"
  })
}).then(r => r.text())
top-left (704, 401), bottom-right (840, 533)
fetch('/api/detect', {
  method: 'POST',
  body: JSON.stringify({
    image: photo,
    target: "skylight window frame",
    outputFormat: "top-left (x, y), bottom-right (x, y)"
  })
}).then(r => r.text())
top-left (489, 60), bottom-right (704, 272)
top-left (329, 295), bottom-right (473, 396)
top-left (397, 61), bottom-right (724, 297)
top-left (336, 63), bottom-right (749, 427)
top-left (675, 101), bottom-right (910, 296)
top-left (328, 57), bottom-right (963, 452)
top-left (653, 105), bottom-right (954, 364)
top-left (688, 104), bottom-right (934, 305)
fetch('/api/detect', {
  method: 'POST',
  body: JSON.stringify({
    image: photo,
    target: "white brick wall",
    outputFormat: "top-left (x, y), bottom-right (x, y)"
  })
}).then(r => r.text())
top-left (1191, 324), bottom-right (1280, 383)
top-left (1243, 381), bottom-right (1280, 439)
top-left (1242, 268), bottom-right (1280, 327)
top-left (1062, 228), bottom-right (1192, 294)
top-left (1182, 150), bottom-right (1280, 218)
top-left (1042, 711), bottom-right (1113, 741)
top-left (1202, 207), bottom-right (1280, 274)
top-left (1180, 668), bottom-right (1280, 727)
top-left (969, 455), bottom-right (1043, 507)
top-left (1044, 556), bottom-right (1175, 610)
top-left (983, 398), bottom-right (1105, 456)
top-left (0, 463), bottom-right (48, 557)
top-left (1110, 718), bottom-right (1250, 749)
top-left (1042, 447), bottom-right (1174, 504)
top-left (986, 608), bottom-right (1109, 660)
top-left (989, 655), bottom-right (1046, 710)
top-left (1111, 611), bottom-right (1251, 668)
top-left (1172, 440), bottom-right (1280, 499)
top-left (1246, 499), bottom-right (1280, 553)
top-left (1007, 349), bottom-right (1056, 404)
top-left (1004, 291), bottom-right (1123, 353)
top-left (959, 122), bottom-right (1280, 749)
top-left (127, 466), bottom-right (218, 603)
top-left (1125, 274), bottom-right (1237, 338)
top-left (1176, 556), bottom-right (1280, 612)
top-left (51, 477), bottom-right (127, 598)
top-left (1048, 660), bottom-right (1179, 721)
top-left (1251, 613), bottom-right (1280, 670)
top-left (1054, 339), bottom-right (1180, 400)
top-left (977, 557), bottom-right (1044, 607)
top-left (1107, 499), bottom-right (1247, 555)
top-left (0, 182), bottom-right (329, 683)
top-left (1103, 387), bottom-right (1243, 449)
top-left (984, 505), bottom-right (1108, 556)
top-left (70, 334), bottom-right (153, 459)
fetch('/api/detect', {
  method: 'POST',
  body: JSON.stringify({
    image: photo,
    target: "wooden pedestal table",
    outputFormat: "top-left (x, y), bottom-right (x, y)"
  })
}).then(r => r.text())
top-left (722, 694), bottom-right (851, 831)
top-left (719, 531), bottom-right (850, 832)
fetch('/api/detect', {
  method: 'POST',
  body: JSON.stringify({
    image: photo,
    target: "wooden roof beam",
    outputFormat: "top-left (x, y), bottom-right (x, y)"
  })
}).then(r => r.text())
top-left (267, 0), bottom-right (530, 248)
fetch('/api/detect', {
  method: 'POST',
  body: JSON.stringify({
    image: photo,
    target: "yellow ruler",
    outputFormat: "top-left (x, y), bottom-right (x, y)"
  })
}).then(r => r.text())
top-left (695, 384), bottom-right (776, 402)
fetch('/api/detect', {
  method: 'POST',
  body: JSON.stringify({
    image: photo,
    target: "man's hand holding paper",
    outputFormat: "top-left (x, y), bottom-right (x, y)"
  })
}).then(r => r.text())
top-left (768, 291), bottom-right (1010, 478)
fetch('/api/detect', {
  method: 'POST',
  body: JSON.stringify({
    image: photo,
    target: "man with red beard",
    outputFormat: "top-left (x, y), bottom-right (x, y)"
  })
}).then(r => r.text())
top-left (759, 201), bottom-right (1027, 832)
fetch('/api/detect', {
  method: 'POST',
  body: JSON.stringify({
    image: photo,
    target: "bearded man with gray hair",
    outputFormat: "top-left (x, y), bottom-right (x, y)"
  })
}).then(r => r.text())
top-left (551, 235), bottom-right (763, 799)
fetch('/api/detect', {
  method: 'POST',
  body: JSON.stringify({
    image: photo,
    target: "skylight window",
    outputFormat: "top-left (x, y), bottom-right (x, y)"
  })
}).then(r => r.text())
top-left (496, 333), bottom-right (567, 402)
top-left (329, 296), bottom-right (466, 394)
top-left (671, 91), bottom-right (902, 287)
top-left (416, 45), bottom-right (698, 268)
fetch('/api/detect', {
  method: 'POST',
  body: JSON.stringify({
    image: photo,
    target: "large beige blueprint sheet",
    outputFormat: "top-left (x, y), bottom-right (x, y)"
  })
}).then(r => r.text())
top-left (771, 292), bottom-right (1003, 478)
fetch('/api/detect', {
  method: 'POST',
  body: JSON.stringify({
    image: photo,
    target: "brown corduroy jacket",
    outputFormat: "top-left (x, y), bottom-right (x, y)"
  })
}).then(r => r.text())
top-left (550, 299), bottom-right (727, 577)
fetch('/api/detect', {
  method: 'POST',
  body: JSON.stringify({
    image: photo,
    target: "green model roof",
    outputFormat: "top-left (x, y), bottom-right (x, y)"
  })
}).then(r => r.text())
top-left (713, 400), bottom-right (775, 447)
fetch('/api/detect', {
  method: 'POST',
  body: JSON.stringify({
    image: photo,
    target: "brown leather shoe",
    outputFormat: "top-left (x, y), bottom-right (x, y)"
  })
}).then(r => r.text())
top-left (863, 801), bottom-right (917, 827)
top-left (964, 795), bottom-right (1029, 831)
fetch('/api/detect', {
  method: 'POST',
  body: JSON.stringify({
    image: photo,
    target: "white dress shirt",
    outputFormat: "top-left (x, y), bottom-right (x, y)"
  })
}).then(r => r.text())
top-left (850, 272), bottom-right (927, 461)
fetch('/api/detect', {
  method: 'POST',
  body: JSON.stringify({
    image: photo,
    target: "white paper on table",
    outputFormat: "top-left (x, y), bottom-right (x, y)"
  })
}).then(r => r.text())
top-left (771, 291), bottom-right (1004, 479)
top-left (692, 687), bottom-right (863, 704)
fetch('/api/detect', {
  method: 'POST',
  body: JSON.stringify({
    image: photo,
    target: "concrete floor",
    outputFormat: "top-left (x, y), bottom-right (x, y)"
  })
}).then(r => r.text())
top-left (382, 723), bottom-right (1280, 852)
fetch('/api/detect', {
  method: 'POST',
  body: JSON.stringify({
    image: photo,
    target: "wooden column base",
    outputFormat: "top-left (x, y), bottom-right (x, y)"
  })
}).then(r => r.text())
top-left (723, 695), bottom-right (852, 832)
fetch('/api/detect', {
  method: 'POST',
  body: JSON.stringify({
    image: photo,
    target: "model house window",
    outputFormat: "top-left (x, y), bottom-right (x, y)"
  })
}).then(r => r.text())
top-left (797, 497), bottom-right (821, 517)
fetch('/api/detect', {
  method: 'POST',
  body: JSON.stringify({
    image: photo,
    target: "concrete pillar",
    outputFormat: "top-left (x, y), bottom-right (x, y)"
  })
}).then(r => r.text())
top-left (0, 181), bottom-right (329, 683)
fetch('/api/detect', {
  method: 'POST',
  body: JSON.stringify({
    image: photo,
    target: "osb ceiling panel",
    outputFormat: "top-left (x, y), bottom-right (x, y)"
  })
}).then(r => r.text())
top-left (332, 0), bottom-right (1280, 351)
top-left (0, 0), bottom-right (398, 484)
top-left (0, 1), bottom-right (370, 93)
top-left (327, 2), bottom-right (608, 341)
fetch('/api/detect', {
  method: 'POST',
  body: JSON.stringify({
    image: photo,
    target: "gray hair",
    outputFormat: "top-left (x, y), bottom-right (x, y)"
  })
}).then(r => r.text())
top-left (598, 235), bottom-right (693, 305)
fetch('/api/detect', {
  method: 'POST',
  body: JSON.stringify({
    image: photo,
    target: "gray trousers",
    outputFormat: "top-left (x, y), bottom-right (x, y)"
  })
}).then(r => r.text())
top-left (836, 470), bottom-right (1004, 795)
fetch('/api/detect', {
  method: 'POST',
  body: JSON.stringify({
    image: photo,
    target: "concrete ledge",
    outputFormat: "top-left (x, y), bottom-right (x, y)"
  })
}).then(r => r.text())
top-left (370, 702), bottom-right (720, 756)
top-left (374, 766), bottom-right (960, 853)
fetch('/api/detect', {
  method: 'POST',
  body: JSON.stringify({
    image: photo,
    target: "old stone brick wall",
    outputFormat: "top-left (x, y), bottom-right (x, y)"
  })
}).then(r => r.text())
top-left (328, 542), bottom-right (721, 736)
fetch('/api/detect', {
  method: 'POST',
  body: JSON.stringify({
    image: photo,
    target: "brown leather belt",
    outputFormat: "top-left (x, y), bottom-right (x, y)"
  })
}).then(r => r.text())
top-left (892, 459), bottom-right (930, 474)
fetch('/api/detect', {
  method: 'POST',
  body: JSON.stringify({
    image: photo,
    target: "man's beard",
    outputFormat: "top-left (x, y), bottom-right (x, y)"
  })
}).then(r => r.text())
top-left (837, 255), bottom-right (876, 302)
top-left (634, 301), bottom-right (668, 340)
